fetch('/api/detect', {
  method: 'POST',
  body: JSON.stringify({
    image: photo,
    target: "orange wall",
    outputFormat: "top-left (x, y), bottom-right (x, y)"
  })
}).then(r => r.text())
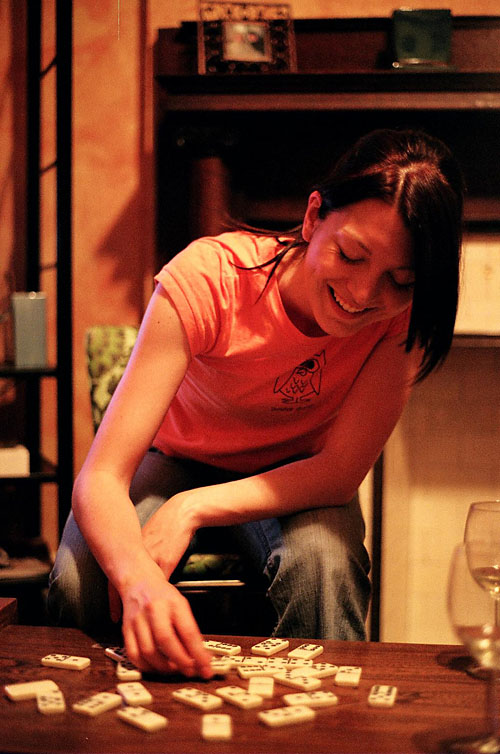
top-left (0, 0), bottom-right (498, 551)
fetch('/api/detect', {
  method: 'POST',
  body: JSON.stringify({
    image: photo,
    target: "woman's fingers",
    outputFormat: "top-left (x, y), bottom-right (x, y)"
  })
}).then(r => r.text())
top-left (121, 582), bottom-right (213, 678)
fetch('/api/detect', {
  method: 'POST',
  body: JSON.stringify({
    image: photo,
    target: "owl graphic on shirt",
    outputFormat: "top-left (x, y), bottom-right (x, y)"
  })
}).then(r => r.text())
top-left (274, 352), bottom-right (326, 403)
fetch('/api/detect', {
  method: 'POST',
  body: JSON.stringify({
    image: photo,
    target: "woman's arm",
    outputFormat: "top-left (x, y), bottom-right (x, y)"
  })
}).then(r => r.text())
top-left (143, 334), bottom-right (422, 553)
top-left (71, 284), bottom-right (213, 678)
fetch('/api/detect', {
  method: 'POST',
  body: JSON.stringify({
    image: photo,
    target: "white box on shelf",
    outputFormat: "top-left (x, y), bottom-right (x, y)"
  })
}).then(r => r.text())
top-left (0, 445), bottom-right (30, 476)
top-left (455, 234), bottom-right (500, 335)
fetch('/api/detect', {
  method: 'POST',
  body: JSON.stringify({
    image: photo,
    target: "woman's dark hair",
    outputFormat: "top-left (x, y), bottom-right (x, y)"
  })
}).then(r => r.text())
top-left (244, 128), bottom-right (465, 382)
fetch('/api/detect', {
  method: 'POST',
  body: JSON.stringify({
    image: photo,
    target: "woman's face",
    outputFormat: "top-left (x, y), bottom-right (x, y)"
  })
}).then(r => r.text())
top-left (279, 194), bottom-right (415, 338)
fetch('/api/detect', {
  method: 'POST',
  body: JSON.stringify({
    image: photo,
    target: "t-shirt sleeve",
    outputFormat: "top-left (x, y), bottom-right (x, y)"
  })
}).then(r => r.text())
top-left (154, 238), bottom-right (233, 357)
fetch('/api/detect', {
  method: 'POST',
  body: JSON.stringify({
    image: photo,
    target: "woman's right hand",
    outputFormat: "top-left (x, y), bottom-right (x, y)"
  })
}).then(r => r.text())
top-left (116, 563), bottom-right (213, 679)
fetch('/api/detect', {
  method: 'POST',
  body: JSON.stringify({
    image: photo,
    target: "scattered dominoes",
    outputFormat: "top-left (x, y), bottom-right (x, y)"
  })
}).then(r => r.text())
top-left (258, 704), bottom-right (316, 728)
top-left (36, 689), bottom-right (66, 715)
top-left (116, 660), bottom-right (142, 681)
top-left (117, 706), bottom-right (168, 732)
top-left (72, 691), bottom-right (123, 717)
top-left (203, 640), bottom-right (241, 656)
top-left (282, 690), bottom-right (339, 708)
top-left (251, 638), bottom-right (290, 657)
top-left (334, 666), bottom-right (362, 687)
top-left (172, 687), bottom-right (223, 711)
top-left (288, 644), bottom-right (324, 660)
top-left (116, 681), bottom-right (153, 706)
top-left (273, 670), bottom-right (322, 691)
top-left (41, 653), bottom-right (91, 671)
top-left (4, 679), bottom-right (59, 701)
top-left (368, 684), bottom-right (398, 708)
top-left (201, 713), bottom-right (232, 741)
top-left (215, 685), bottom-right (264, 709)
top-left (248, 676), bottom-right (275, 698)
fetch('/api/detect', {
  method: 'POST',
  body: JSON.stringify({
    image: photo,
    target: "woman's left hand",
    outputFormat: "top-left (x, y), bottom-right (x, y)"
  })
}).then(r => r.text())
top-left (140, 491), bottom-right (198, 581)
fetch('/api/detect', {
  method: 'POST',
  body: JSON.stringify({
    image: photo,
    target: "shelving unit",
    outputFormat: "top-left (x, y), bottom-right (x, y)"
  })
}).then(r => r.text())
top-left (0, 0), bottom-right (73, 621)
top-left (154, 15), bottom-right (500, 639)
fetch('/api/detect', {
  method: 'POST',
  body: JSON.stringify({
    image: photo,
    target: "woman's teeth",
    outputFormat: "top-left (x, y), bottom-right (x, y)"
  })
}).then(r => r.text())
top-left (331, 288), bottom-right (366, 314)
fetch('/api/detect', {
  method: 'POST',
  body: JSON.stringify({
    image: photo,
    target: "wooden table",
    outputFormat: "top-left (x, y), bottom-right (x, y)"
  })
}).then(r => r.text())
top-left (0, 616), bottom-right (489, 753)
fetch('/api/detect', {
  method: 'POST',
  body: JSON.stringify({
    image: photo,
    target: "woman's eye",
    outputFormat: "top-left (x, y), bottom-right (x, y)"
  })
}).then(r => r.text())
top-left (339, 249), bottom-right (360, 264)
top-left (392, 277), bottom-right (415, 291)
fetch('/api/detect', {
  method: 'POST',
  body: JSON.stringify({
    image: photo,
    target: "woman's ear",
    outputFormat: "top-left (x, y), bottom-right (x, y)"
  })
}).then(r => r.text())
top-left (302, 191), bottom-right (322, 242)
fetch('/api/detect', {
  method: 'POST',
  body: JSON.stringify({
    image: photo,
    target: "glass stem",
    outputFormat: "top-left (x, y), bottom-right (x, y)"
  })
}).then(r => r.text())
top-left (488, 670), bottom-right (500, 742)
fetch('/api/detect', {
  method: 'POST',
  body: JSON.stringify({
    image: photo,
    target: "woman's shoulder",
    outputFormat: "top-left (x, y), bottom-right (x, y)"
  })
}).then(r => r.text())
top-left (188, 230), bottom-right (283, 268)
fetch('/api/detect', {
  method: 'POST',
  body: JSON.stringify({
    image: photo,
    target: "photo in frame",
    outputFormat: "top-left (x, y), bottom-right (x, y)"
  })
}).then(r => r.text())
top-left (198, 2), bottom-right (297, 74)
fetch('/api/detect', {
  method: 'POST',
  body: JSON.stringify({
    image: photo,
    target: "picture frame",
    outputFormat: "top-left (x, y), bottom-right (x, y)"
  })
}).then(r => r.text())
top-left (198, 2), bottom-right (297, 75)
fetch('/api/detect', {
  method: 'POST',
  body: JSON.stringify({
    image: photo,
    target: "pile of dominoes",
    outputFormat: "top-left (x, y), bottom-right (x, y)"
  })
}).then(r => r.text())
top-left (3, 638), bottom-right (397, 741)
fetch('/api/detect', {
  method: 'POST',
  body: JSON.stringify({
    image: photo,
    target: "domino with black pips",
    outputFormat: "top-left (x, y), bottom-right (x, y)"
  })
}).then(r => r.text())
top-left (41, 653), bottom-right (91, 670)
top-left (215, 685), bottom-right (264, 709)
top-left (105, 646), bottom-right (128, 663)
top-left (288, 643), bottom-right (324, 660)
top-left (273, 669), bottom-right (322, 691)
top-left (117, 706), bottom-right (168, 732)
top-left (282, 690), bottom-right (339, 708)
top-left (368, 684), bottom-right (398, 707)
top-left (116, 681), bottom-right (153, 706)
top-left (203, 640), bottom-right (241, 656)
top-left (4, 679), bottom-right (59, 701)
top-left (72, 691), bottom-right (123, 717)
top-left (36, 689), bottom-right (66, 715)
top-left (334, 666), bottom-right (362, 687)
top-left (116, 659), bottom-right (142, 681)
top-left (251, 638), bottom-right (290, 657)
top-left (248, 675), bottom-right (275, 698)
top-left (201, 713), bottom-right (233, 741)
top-left (172, 687), bottom-right (223, 711)
top-left (288, 661), bottom-right (339, 679)
top-left (258, 704), bottom-right (316, 728)
top-left (237, 664), bottom-right (275, 679)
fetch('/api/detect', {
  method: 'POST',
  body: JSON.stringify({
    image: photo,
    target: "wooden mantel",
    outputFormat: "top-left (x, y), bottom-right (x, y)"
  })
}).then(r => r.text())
top-left (155, 16), bottom-right (500, 111)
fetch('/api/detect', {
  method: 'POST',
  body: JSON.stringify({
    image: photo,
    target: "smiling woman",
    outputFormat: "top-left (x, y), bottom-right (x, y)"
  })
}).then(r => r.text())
top-left (48, 128), bottom-right (464, 678)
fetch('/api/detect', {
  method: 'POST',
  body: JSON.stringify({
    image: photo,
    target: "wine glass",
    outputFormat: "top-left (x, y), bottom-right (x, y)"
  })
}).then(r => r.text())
top-left (465, 502), bottom-right (500, 625)
top-left (447, 543), bottom-right (500, 753)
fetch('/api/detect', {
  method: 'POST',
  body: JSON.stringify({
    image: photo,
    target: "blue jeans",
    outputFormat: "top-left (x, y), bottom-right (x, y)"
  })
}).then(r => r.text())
top-left (48, 450), bottom-right (371, 640)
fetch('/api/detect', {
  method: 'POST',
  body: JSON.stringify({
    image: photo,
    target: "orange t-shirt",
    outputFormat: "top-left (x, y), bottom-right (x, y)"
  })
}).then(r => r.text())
top-left (153, 232), bottom-right (410, 473)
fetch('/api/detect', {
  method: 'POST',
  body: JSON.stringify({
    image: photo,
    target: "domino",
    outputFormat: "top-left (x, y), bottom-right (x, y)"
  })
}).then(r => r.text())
top-left (283, 690), bottom-right (339, 708)
top-left (72, 691), bottom-right (123, 717)
top-left (308, 662), bottom-right (339, 679)
top-left (288, 644), bottom-right (324, 660)
top-left (334, 666), bottom-right (362, 687)
top-left (4, 679), bottom-right (59, 701)
top-left (116, 660), bottom-right (142, 681)
top-left (284, 658), bottom-right (314, 668)
top-left (116, 682), bottom-right (153, 706)
top-left (172, 687), bottom-right (223, 711)
top-left (210, 658), bottom-right (233, 676)
top-left (368, 684), bottom-right (398, 708)
top-left (203, 640), bottom-right (241, 656)
top-left (251, 638), bottom-right (290, 657)
top-left (237, 665), bottom-right (275, 679)
top-left (201, 713), bottom-right (232, 741)
top-left (258, 704), bottom-right (316, 728)
top-left (41, 653), bottom-right (91, 671)
top-left (215, 685), bottom-right (264, 709)
top-left (36, 689), bottom-right (66, 715)
top-left (248, 676), bottom-right (275, 698)
top-left (105, 646), bottom-right (128, 663)
top-left (117, 706), bottom-right (168, 732)
top-left (273, 670), bottom-right (322, 691)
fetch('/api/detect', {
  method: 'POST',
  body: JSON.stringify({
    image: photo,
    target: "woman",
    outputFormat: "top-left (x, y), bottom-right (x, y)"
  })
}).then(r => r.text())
top-left (48, 128), bottom-right (464, 679)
